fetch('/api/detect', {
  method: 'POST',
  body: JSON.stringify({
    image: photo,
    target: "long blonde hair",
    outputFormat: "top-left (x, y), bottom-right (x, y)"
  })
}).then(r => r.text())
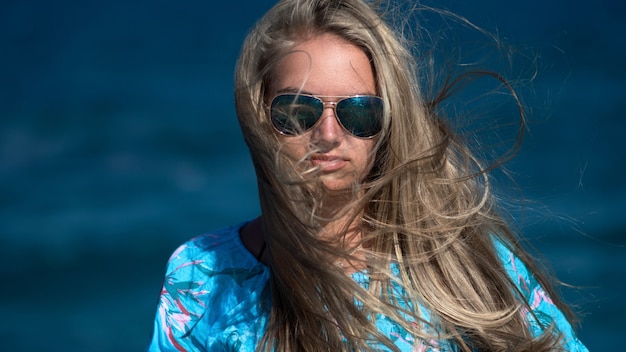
top-left (234, 0), bottom-right (575, 350)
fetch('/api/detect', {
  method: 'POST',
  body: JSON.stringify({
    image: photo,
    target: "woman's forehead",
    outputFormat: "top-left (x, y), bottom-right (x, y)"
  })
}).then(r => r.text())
top-left (270, 33), bottom-right (377, 97)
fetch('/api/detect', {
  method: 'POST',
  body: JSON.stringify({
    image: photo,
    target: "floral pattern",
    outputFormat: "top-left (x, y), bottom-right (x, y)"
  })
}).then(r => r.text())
top-left (147, 222), bottom-right (588, 351)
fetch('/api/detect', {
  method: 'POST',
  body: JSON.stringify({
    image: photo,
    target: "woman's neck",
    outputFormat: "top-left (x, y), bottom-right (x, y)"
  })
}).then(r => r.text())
top-left (240, 190), bottom-right (367, 269)
top-left (239, 215), bottom-right (365, 270)
top-left (239, 217), bottom-right (267, 265)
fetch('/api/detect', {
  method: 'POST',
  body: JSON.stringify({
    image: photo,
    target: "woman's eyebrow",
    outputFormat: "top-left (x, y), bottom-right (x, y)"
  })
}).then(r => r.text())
top-left (274, 87), bottom-right (376, 96)
top-left (274, 87), bottom-right (313, 95)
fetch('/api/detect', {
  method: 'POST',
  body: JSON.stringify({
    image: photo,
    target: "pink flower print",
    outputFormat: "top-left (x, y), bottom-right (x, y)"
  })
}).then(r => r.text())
top-left (530, 286), bottom-right (553, 310)
top-left (415, 342), bottom-right (428, 352)
top-left (158, 296), bottom-right (192, 332)
top-left (169, 311), bottom-right (192, 332)
top-left (167, 325), bottom-right (188, 352)
top-left (176, 298), bottom-right (191, 316)
top-left (157, 297), bottom-right (189, 351)
top-left (170, 244), bottom-right (190, 260)
top-left (389, 331), bottom-right (413, 346)
top-left (174, 259), bottom-right (204, 272)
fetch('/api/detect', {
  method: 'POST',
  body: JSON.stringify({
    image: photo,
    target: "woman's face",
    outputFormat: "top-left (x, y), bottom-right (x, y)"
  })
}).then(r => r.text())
top-left (270, 33), bottom-right (378, 192)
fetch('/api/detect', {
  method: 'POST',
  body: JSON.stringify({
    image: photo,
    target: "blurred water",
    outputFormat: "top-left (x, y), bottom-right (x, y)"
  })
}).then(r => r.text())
top-left (1, 0), bottom-right (624, 350)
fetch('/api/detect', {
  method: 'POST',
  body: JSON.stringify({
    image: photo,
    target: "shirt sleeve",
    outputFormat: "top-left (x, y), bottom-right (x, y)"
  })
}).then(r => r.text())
top-left (146, 240), bottom-right (209, 352)
top-left (494, 239), bottom-right (588, 351)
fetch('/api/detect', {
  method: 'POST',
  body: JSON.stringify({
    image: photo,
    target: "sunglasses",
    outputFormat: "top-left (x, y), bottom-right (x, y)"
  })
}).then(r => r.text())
top-left (268, 94), bottom-right (384, 138)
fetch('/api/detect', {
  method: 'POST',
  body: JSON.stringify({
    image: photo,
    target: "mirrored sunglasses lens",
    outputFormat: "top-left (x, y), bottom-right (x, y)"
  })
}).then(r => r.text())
top-left (270, 95), bottom-right (323, 135)
top-left (336, 96), bottom-right (384, 137)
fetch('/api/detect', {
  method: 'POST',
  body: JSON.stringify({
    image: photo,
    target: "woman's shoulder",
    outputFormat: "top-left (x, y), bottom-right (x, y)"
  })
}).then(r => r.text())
top-left (491, 236), bottom-right (588, 350)
top-left (149, 221), bottom-right (269, 351)
top-left (492, 236), bottom-right (551, 307)
top-left (169, 222), bottom-right (243, 258)
top-left (163, 221), bottom-right (266, 282)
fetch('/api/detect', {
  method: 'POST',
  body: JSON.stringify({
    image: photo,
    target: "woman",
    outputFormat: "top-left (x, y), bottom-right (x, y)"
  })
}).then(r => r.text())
top-left (148, 0), bottom-right (587, 351)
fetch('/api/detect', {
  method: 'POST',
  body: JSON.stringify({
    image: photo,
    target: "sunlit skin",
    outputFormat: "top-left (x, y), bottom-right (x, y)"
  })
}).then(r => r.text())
top-left (270, 33), bottom-right (379, 192)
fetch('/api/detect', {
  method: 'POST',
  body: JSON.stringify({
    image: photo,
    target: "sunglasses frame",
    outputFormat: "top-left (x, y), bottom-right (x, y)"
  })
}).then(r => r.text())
top-left (267, 93), bottom-right (385, 139)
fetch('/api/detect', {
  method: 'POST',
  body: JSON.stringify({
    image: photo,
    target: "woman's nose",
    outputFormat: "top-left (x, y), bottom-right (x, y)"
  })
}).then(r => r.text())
top-left (310, 106), bottom-right (343, 150)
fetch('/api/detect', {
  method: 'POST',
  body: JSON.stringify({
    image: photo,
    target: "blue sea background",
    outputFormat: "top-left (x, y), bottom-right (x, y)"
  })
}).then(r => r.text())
top-left (1, 0), bottom-right (624, 350)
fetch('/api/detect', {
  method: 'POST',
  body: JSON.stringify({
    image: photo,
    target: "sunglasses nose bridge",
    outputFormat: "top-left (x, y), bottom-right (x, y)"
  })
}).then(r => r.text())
top-left (317, 98), bottom-right (358, 137)
top-left (310, 99), bottom-right (346, 140)
top-left (319, 100), bottom-right (342, 125)
top-left (320, 100), bottom-right (338, 113)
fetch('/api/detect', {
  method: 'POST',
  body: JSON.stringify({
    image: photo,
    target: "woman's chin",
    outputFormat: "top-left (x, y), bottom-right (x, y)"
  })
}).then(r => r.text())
top-left (319, 177), bottom-right (358, 194)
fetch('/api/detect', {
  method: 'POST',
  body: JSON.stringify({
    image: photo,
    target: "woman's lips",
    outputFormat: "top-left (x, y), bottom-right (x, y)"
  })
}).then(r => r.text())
top-left (310, 155), bottom-right (347, 172)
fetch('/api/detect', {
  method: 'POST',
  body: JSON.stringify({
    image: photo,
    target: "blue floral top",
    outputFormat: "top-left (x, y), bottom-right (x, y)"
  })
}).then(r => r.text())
top-left (147, 222), bottom-right (588, 351)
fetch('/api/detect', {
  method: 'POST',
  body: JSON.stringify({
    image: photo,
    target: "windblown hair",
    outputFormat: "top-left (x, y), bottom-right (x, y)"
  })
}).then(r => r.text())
top-left (234, 0), bottom-right (575, 350)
